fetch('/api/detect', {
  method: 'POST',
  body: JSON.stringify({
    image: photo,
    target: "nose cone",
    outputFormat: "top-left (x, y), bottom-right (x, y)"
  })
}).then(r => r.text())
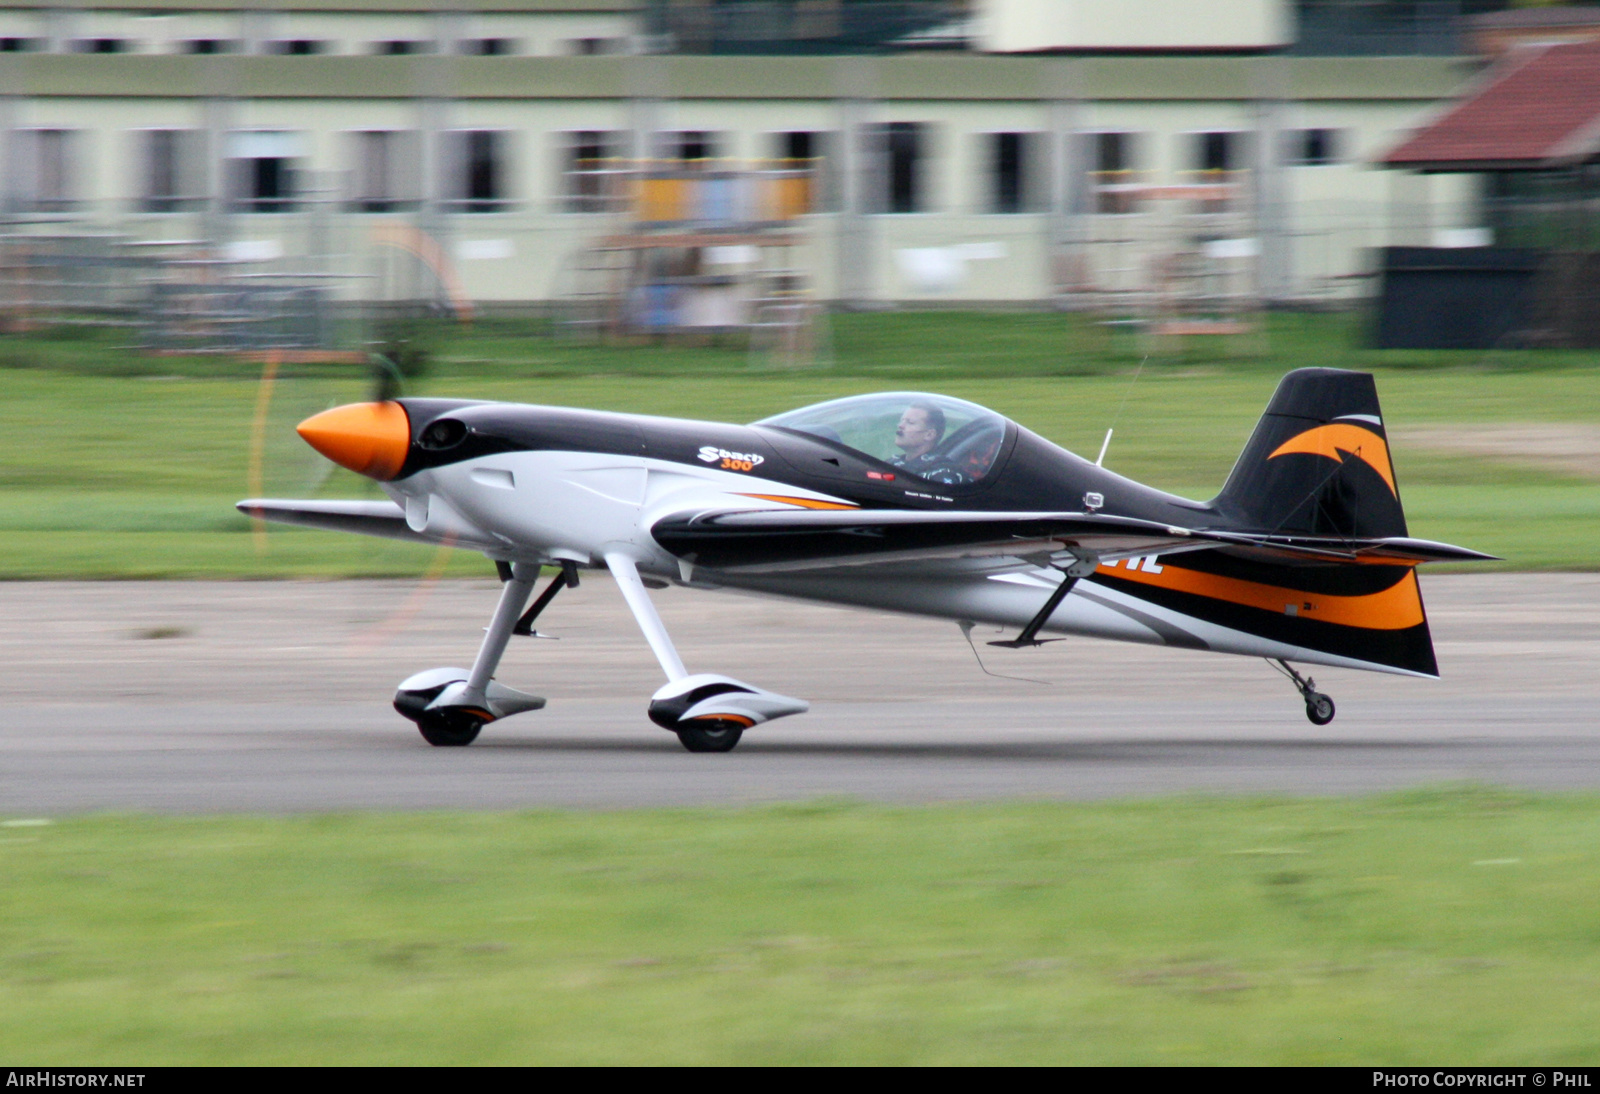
top-left (296, 402), bottom-right (412, 481)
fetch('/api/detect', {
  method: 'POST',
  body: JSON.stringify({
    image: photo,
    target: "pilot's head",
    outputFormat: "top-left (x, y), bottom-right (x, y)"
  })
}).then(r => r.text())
top-left (894, 402), bottom-right (945, 459)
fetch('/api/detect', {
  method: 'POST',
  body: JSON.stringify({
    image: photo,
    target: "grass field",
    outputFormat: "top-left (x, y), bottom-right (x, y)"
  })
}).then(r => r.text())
top-left (2, 310), bottom-right (1598, 575)
top-left (1, 789), bottom-right (1597, 1065)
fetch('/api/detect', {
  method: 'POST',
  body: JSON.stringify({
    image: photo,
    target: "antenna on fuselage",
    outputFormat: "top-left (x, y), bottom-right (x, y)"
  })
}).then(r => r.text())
top-left (1096, 354), bottom-right (1147, 469)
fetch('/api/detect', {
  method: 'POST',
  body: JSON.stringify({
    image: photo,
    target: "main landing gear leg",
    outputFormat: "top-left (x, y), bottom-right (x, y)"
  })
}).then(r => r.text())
top-left (989, 553), bottom-right (1099, 649)
top-left (393, 561), bottom-right (547, 746)
top-left (1272, 659), bottom-right (1336, 726)
top-left (604, 552), bottom-right (808, 754)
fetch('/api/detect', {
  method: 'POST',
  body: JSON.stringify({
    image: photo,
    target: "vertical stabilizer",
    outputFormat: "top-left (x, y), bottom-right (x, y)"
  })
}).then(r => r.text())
top-left (1125, 367), bottom-right (1440, 678)
top-left (1212, 368), bottom-right (1407, 539)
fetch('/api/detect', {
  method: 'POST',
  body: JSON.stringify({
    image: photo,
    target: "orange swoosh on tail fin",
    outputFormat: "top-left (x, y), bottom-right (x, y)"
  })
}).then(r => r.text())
top-left (1269, 423), bottom-right (1396, 497)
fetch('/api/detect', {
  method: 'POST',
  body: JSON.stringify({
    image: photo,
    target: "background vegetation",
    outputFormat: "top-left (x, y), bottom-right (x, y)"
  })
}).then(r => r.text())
top-left (1, 310), bottom-right (1595, 576)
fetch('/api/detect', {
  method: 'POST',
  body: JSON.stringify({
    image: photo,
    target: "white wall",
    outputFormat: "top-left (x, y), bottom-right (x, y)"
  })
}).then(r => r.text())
top-left (975, 0), bottom-right (1293, 53)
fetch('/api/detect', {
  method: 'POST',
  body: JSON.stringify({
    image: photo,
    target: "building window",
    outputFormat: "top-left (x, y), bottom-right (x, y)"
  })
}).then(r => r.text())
top-left (666, 131), bottom-right (719, 166)
top-left (1094, 131), bottom-right (1139, 214)
top-left (987, 132), bottom-right (1043, 214)
top-left (227, 131), bottom-right (302, 213)
top-left (445, 130), bottom-right (511, 213)
top-left (568, 37), bottom-right (624, 55)
top-left (563, 130), bottom-right (623, 213)
top-left (0, 38), bottom-right (39, 52)
top-left (73, 38), bottom-right (128, 54)
top-left (871, 122), bottom-right (926, 214)
top-left (772, 130), bottom-right (834, 213)
top-left (267, 39), bottom-right (324, 56)
top-left (1194, 131), bottom-right (1241, 174)
top-left (780, 130), bottom-right (817, 163)
top-left (348, 130), bottom-right (421, 213)
top-left (1289, 127), bottom-right (1340, 166)
top-left (240, 160), bottom-right (293, 212)
top-left (374, 40), bottom-right (428, 56)
top-left (184, 39), bottom-right (234, 54)
top-left (141, 129), bottom-right (204, 213)
top-left (460, 38), bottom-right (516, 56)
top-left (16, 129), bottom-right (77, 213)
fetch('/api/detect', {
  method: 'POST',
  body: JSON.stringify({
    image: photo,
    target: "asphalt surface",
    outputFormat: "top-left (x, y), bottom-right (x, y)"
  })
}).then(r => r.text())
top-left (1, 573), bottom-right (1596, 812)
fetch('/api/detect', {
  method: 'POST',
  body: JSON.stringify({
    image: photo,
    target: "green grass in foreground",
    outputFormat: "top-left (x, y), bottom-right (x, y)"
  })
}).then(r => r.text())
top-left (2, 790), bottom-right (1598, 1065)
top-left (2, 311), bottom-right (1598, 575)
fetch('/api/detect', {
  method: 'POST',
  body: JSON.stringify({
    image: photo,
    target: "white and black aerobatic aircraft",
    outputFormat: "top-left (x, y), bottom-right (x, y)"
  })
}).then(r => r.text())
top-left (241, 367), bottom-right (1495, 752)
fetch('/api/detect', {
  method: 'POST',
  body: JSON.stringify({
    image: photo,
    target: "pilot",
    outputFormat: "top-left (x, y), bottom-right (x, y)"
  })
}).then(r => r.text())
top-left (890, 401), bottom-right (969, 485)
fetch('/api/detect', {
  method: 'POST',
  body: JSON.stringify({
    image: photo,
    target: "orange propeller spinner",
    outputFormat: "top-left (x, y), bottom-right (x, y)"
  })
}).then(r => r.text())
top-left (296, 401), bottom-right (412, 481)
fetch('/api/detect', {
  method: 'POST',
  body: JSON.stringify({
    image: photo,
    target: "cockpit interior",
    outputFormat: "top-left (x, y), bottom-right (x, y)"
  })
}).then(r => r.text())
top-left (755, 393), bottom-right (1010, 486)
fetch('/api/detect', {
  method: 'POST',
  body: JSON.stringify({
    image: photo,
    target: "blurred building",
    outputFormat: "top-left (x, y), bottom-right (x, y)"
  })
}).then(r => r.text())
top-left (1379, 31), bottom-right (1600, 348)
top-left (0, 1), bottom-right (1518, 318)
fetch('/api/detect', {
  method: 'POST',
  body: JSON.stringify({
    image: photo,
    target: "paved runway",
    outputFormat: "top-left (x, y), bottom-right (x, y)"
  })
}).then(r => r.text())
top-left (1, 573), bottom-right (1596, 812)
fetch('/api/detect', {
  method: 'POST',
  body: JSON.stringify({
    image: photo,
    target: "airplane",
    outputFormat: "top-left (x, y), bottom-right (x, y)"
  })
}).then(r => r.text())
top-left (240, 367), bottom-right (1495, 753)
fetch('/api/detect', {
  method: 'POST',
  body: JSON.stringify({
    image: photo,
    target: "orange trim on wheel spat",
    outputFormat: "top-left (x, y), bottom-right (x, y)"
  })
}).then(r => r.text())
top-left (689, 713), bottom-right (756, 728)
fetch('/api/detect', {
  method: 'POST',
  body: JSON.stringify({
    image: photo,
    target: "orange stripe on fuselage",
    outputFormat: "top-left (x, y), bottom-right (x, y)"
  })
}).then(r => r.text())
top-left (1095, 559), bottom-right (1424, 630)
top-left (735, 493), bottom-right (859, 511)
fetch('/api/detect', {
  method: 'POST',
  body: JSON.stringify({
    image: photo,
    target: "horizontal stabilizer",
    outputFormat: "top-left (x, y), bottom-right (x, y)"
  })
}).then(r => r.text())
top-left (1359, 537), bottom-right (1502, 564)
top-left (1202, 531), bottom-right (1500, 565)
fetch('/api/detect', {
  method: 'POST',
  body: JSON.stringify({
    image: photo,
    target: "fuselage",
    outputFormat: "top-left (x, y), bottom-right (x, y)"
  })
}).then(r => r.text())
top-left (390, 395), bottom-right (1216, 543)
top-left (325, 395), bottom-right (1416, 677)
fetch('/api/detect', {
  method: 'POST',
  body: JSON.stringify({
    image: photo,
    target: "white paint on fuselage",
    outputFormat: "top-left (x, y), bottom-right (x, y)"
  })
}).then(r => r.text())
top-left (391, 449), bottom-right (849, 572)
top-left (384, 449), bottom-right (1429, 680)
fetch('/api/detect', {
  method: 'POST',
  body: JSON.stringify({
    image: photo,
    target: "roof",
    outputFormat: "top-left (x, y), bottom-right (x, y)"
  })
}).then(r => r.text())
top-left (1385, 38), bottom-right (1600, 170)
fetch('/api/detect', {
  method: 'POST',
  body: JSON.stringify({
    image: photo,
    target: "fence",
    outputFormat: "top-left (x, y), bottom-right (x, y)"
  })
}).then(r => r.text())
top-left (0, 187), bottom-right (1496, 351)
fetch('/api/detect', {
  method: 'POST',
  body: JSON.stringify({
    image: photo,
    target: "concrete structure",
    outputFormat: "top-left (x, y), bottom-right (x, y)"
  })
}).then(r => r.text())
top-left (0, 2), bottom-right (1487, 313)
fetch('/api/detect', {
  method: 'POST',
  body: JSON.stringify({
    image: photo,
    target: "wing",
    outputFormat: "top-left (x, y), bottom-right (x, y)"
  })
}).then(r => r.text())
top-left (237, 499), bottom-right (438, 545)
top-left (653, 508), bottom-right (1210, 572)
top-left (651, 507), bottom-right (1498, 573)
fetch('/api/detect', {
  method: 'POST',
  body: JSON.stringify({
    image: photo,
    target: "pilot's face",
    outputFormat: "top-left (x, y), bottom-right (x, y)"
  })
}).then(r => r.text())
top-left (894, 407), bottom-right (937, 458)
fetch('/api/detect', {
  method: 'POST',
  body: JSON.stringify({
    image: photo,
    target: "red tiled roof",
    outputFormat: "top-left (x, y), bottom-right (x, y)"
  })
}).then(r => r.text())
top-left (1385, 38), bottom-right (1600, 169)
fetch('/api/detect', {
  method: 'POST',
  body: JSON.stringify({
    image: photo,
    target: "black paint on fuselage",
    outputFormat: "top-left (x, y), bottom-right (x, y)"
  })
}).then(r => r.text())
top-left (392, 397), bottom-right (1217, 529)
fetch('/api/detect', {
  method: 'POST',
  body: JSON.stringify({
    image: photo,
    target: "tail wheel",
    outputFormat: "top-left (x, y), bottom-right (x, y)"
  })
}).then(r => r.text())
top-left (675, 721), bottom-right (744, 753)
top-left (1305, 693), bottom-right (1336, 726)
top-left (417, 710), bottom-right (486, 747)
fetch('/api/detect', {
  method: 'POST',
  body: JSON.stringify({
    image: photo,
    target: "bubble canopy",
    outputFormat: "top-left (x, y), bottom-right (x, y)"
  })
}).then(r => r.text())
top-left (754, 392), bottom-right (1010, 485)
